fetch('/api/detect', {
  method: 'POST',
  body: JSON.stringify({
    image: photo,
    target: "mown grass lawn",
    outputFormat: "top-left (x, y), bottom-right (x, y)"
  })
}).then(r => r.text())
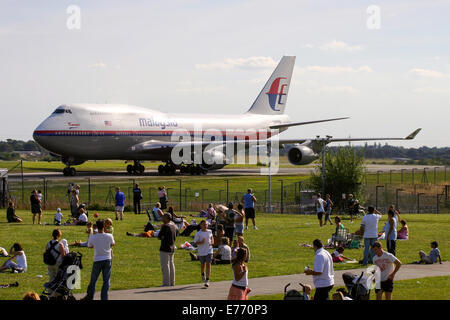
top-left (0, 211), bottom-right (448, 300)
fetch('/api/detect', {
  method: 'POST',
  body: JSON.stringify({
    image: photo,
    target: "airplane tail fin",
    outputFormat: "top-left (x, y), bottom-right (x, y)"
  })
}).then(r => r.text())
top-left (246, 56), bottom-right (296, 115)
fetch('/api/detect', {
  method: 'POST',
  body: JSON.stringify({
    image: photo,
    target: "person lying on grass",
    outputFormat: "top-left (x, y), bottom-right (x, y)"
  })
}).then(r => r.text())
top-left (331, 247), bottom-right (353, 263)
top-left (126, 221), bottom-right (160, 238)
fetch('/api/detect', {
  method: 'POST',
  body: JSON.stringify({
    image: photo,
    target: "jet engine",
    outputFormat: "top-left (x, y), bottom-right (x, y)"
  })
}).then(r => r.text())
top-left (287, 145), bottom-right (319, 165)
top-left (200, 150), bottom-right (228, 170)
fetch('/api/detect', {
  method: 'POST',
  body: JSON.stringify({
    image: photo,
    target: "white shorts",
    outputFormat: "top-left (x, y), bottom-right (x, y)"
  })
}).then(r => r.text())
top-left (5, 260), bottom-right (26, 271)
top-left (115, 206), bottom-right (124, 212)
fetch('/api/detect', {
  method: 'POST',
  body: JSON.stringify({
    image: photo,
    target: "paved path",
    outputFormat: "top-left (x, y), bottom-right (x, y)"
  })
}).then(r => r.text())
top-left (75, 262), bottom-right (450, 300)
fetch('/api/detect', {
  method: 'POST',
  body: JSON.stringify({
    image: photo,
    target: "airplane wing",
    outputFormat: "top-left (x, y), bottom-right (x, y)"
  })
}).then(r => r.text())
top-left (278, 128), bottom-right (422, 145)
top-left (129, 128), bottom-right (421, 153)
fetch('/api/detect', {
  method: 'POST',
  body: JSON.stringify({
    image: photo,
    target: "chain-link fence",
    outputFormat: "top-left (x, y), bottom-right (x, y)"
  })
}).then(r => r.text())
top-left (4, 165), bottom-right (450, 214)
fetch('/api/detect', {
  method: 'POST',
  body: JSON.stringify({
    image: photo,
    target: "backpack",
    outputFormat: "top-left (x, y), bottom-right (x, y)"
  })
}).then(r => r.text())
top-left (43, 241), bottom-right (60, 266)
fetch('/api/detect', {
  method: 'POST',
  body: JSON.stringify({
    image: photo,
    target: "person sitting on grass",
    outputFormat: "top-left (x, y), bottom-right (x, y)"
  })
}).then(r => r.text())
top-left (105, 218), bottom-right (114, 234)
top-left (207, 203), bottom-right (216, 220)
top-left (65, 208), bottom-right (88, 226)
top-left (212, 237), bottom-right (232, 265)
top-left (397, 220), bottom-right (409, 240)
top-left (70, 221), bottom-right (96, 247)
top-left (0, 243), bottom-right (27, 273)
top-left (54, 208), bottom-right (63, 226)
top-left (231, 239), bottom-right (239, 260)
top-left (152, 202), bottom-right (164, 222)
top-left (417, 241), bottom-right (442, 264)
top-left (331, 247), bottom-right (353, 263)
top-left (167, 207), bottom-right (189, 230)
top-left (6, 201), bottom-right (22, 223)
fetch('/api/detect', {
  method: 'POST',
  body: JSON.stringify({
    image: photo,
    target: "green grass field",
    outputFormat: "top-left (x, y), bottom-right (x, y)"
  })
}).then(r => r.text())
top-left (0, 211), bottom-right (448, 300)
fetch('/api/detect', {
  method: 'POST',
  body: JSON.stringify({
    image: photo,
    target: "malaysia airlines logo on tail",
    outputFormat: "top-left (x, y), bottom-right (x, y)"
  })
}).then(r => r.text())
top-left (266, 77), bottom-right (288, 111)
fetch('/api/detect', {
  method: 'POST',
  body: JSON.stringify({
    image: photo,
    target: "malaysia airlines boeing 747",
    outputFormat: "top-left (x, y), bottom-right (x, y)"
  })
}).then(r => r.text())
top-left (33, 56), bottom-right (421, 176)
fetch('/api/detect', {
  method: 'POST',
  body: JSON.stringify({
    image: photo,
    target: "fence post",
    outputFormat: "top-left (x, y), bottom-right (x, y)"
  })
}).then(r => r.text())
top-left (280, 180), bottom-right (284, 214)
top-left (436, 194), bottom-right (440, 214)
top-left (21, 160), bottom-right (24, 207)
top-left (88, 178), bottom-right (91, 206)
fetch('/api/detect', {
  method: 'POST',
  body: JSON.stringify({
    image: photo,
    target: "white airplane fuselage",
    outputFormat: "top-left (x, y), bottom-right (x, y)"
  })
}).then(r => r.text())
top-left (33, 104), bottom-right (290, 162)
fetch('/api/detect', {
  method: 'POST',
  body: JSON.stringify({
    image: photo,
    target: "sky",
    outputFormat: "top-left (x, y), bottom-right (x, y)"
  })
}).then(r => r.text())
top-left (0, 0), bottom-right (449, 147)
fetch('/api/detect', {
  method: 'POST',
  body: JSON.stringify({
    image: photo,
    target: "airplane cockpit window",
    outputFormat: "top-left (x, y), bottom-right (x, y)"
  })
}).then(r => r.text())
top-left (52, 108), bottom-right (72, 114)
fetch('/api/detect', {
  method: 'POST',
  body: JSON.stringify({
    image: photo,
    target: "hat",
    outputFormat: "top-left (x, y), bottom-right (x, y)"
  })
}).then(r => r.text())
top-left (57, 208), bottom-right (61, 212)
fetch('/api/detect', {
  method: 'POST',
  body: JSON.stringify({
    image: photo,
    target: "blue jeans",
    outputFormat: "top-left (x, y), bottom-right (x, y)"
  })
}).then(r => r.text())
top-left (363, 238), bottom-right (377, 265)
top-left (86, 259), bottom-right (112, 300)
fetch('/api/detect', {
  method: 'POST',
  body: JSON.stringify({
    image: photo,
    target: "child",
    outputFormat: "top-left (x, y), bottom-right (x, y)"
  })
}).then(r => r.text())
top-left (70, 222), bottom-right (95, 247)
top-left (0, 243), bottom-right (27, 273)
top-left (54, 208), bottom-right (63, 226)
top-left (418, 241), bottom-right (442, 264)
top-left (237, 236), bottom-right (250, 263)
top-left (193, 220), bottom-right (214, 287)
top-left (302, 284), bottom-right (312, 300)
top-left (231, 239), bottom-right (239, 260)
top-left (213, 237), bottom-right (232, 265)
top-left (105, 218), bottom-right (114, 234)
top-left (207, 203), bottom-right (216, 220)
top-left (331, 247), bottom-right (353, 263)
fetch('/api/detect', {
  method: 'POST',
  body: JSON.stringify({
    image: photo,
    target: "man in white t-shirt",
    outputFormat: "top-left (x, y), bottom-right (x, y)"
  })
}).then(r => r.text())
top-left (82, 219), bottom-right (115, 300)
top-left (372, 241), bottom-right (401, 300)
top-left (193, 220), bottom-right (214, 287)
top-left (359, 206), bottom-right (382, 266)
top-left (305, 239), bottom-right (334, 300)
top-left (315, 194), bottom-right (325, 227)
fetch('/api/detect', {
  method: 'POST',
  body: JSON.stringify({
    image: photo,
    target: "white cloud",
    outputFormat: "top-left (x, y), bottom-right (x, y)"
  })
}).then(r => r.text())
top-left (409, 68), bottom-right (446, 78)
top-left (296, 65), bottom-right (373, 75)
top-left (413, 87), bottom-right (449, 94)
top-left (320, 40), bottom-right (364, 52)
top-left (88, 61), bottom-right (107, 69)
top-left (175, 85), bottom-right (226, 94)
top-left (195, 56), bottom-right (278, 70)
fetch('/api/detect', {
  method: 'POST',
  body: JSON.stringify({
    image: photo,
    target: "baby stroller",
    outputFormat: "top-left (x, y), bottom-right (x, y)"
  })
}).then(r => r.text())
top-left (342, 267), bottom-right (376, 300)
top-left (283, 283), bottom-right (308, 300)
top-left (40, 252), bottom-right (83, 300)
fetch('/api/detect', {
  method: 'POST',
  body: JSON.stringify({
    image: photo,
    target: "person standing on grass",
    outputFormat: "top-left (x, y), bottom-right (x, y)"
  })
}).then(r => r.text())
top-left (82, 219), bottom-right (115, 300)
top-left (158, 186), bottom-right (168, 210)
top-left (234, 204), bottom-right (245, 237)
top-left (193, 220), bottom-right (214, 288)
top-left (324, 194), bottom-right (333, 225)
top-left (385, 209), bottom-right (398, 256)
top-left (227, 247), bottom-right (250, 300)
top-left (304, 239), bottom-right (334, 301)
top-left (45, 229), bottom-right (66, 282)
top-left (158, 213), bottom-right (177, 287)
top-left (224, 202), bottom-right (237, 241)
top-left (30, 190), bottom-right (42, 225)
top-left (359, 206), bottom-right (382, 266)
top-left (315, 193), bottom-right (325, 227)
top-left (133, 183), bottom-right (143, 215)
top-left (70, 189), bottom-right (79, 218)
top-left (242, 188), bottom-right (257, 230)
top-left (114, 187), bottom-right (125, 221)
top-left (372, 241), bottom-right (401, 300)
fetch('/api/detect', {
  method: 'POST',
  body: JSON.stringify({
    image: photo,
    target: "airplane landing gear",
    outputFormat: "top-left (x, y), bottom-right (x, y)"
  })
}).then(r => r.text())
top-left (127, 161), bottom-right (145, 175)
top-left (158, 162), bottom-right (176, 175)
top-left (63, 167), bottom-right (76, 176)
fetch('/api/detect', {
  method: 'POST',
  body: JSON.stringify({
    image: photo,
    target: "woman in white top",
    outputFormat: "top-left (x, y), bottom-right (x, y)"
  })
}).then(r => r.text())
top-left (0, 243), bottom-right (27, 273)
top-left (213, 237), bottom-right (232, 265)
top-left (227, 247), bottom-right (249, 300)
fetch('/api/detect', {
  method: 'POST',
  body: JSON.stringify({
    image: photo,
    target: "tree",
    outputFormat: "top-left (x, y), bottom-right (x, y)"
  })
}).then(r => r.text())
top-left (310, 146), bottom-right (366, 208)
